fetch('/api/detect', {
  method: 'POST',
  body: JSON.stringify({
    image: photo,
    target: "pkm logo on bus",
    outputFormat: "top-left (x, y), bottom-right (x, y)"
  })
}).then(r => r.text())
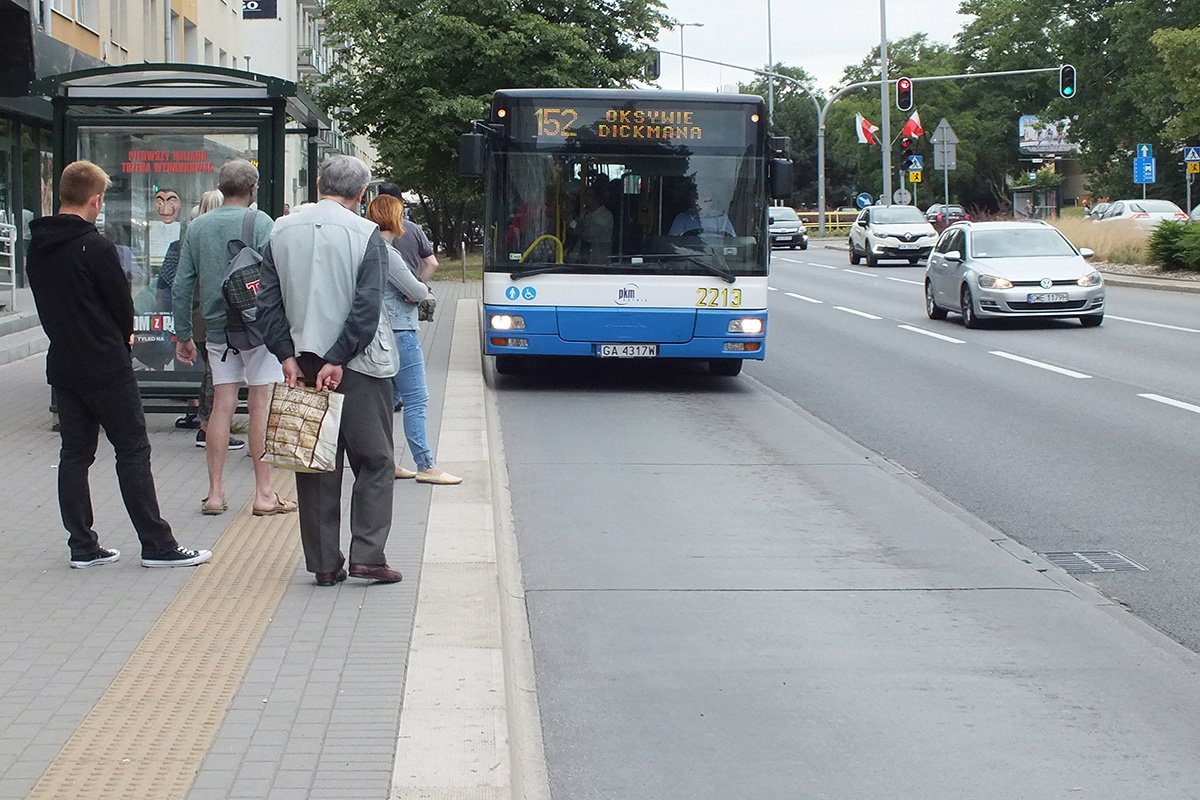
top-left (615, 283), bottom-right (640, 305)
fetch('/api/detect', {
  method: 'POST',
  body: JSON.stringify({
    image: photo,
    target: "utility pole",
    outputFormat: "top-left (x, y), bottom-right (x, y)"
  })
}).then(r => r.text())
top-left (878, 0), bottom-right (892, 203)
top-left (766, 0), bottom-right (774, 128)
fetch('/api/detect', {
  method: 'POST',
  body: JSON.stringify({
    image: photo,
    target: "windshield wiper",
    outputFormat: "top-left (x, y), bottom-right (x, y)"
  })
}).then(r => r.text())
top-left (509, 263), bottom-right (591, 280)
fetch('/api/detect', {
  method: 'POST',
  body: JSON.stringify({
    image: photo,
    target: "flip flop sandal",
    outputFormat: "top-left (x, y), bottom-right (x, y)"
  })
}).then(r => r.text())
top-left (252, 494), bottom-right (298, 516)
top-left (201, 497), bottom-right (228, 515)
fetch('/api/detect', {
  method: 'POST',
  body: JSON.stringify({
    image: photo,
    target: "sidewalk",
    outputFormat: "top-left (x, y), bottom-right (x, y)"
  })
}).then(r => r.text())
top-left (0, 281), bottom-right (527, 800)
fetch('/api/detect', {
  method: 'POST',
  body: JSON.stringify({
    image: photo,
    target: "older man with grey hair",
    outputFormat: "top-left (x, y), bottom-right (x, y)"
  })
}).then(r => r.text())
top-left (256, 154), bottom-right (402, 587)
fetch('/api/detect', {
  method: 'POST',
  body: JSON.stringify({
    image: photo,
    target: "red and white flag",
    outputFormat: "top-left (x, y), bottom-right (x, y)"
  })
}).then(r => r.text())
top-left (900, 110), bottom-right (924, 138)
top-left (855, 112), bottom-right (880, 145)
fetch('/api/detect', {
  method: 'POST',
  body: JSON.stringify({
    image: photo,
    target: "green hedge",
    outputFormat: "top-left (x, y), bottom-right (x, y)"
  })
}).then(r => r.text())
top-left (1148, 221), bottom-right (1200, 271)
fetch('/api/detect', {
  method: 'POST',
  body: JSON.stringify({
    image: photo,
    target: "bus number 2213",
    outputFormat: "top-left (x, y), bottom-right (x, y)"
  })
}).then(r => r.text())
top-left (695, 288), bottom-right (743, 308)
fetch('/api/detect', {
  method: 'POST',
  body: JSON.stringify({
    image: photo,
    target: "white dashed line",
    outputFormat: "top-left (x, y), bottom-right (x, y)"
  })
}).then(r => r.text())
top-left (807, 262), bottom-right (839, 270)
top-left (1108, 316), bottom-right (1200, 333)
top-left (775, 257), bottom-right (806, 264)
top-left (768, 286), bottom-right (779, 291)
top-left (785, 292), bottom-right (822, 303)
top-left (834, 306), bottom-right (883, 320)
top-left (989, 351), bottom-right (1091, 379)
top-left (843, 269), bottom-right (875, 277)
top-left (886, 276), bottom-right (924, 286)
top-left (1138, 394), bottom-right (1200, 415)
top-left (898, 324), bottom-right (965, 344)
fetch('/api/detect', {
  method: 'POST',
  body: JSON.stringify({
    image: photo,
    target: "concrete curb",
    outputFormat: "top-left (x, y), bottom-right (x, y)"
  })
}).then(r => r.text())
top-left (480, 300), bottom-right (552, 800)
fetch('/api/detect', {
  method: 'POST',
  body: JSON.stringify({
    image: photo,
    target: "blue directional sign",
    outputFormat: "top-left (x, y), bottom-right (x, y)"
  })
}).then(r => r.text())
top-left (1185, 146), bottom-right (1200, 163)
top-left (1134, 156), bottom-right (1156, 185)
top-left (855, 192), bottom-right (873, 209)
top-left (1136, 143), bottom-right (1153, 159)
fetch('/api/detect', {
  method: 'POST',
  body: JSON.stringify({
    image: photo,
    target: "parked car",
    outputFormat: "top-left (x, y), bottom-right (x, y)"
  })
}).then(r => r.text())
top-left (847, 205), bottom-right (938, 266)
top-left (1085, 202), bottom-right (1110, 221)
top-left (768, 206), bottom-right (809, 250)
top-left (924, 203), bottom-right (970, 231)
top-left (1191, 204), bottom-right (1200, 221)
top-left (1095, 199), bottom-right (1189, 229)
top-left (924, 221), bottom-right (1104, 328)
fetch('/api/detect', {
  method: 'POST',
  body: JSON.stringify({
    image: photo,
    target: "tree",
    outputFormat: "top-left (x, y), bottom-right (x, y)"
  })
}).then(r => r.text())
top-left (319, 0), bottom-right (671, 256)
top-left (739, 65), bottom-right (821, 206)
top-left (1151, 27), bottom-right (1200, 142)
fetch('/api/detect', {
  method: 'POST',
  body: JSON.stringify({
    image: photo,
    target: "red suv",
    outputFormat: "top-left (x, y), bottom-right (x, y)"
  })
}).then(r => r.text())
top-left (925, 203), bottom-right (970, 231)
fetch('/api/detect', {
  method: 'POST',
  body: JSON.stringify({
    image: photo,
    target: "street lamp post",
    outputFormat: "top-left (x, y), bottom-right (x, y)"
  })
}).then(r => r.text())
top-left (878, 0), bottom-right (892, 203)
top-left (766, 0), bottom-right (774, 127)
top-left (678, 22), bottom-right (704, 90)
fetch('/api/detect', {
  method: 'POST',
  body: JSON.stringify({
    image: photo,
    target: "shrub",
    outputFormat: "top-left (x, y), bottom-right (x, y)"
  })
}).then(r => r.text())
top-left (1177, 225), bottom-right (1200, 271)
top-left (1148, 220), bottom-right (1189, 269)
top-left (1051, 218), bottom-right (1151, 265)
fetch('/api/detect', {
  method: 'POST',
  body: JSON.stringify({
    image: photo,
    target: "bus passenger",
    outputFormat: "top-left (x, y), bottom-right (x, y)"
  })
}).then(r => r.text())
top-left (568, 183), bottom-right (614, 264)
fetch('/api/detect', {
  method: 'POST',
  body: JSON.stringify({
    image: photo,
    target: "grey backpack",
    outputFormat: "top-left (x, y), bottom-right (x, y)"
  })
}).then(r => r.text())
top-left (221, 209), bottom-right (265, 356)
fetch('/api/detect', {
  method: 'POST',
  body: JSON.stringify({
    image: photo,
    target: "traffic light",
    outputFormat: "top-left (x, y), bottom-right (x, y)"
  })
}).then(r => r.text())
top-left (1059, 64), bottom-right (1077, 99)
top-left (896, 77), bottom-right (914, 112)
top-left (900, 136), bottom-right (915, 170)
top-left (644, 49), bottom-right (661, 82)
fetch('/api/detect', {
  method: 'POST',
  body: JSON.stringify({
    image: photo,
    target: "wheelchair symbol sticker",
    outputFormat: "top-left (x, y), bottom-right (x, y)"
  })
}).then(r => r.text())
top-left (521, 287), bottom-right (538, 301)
top-left (505, 286), bottom-right (520, 301)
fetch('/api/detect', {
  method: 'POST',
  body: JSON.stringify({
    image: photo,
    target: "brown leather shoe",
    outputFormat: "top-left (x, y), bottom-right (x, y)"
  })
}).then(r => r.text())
top-left (348, 563), bottom-right (403, 583)
top-left (315, 568), bottom-right (348, 587)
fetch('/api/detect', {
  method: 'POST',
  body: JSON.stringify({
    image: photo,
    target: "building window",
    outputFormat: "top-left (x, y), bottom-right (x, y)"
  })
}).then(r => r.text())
top-left (111, 0), bottom-right (128, 45)
top-left (183, 21), bottom-right (198, 63)
top-left (218, 48), bottom-right (227, 67)
top-left (204, 38), bottom-right (213, 65)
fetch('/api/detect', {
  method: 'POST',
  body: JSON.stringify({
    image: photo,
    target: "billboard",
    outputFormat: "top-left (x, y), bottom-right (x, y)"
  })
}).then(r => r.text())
top-left (1018, 115), bottom-right (1080, 156)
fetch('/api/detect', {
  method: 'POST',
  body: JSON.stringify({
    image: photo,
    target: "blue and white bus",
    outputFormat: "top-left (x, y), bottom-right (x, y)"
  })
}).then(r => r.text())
top-left (460, 88), bottom-right (792, 376)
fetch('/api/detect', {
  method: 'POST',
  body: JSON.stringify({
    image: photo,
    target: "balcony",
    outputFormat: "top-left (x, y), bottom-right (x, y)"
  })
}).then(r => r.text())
top-left (298, 0), bottom-right (323, 13)
top-left (297, 45), bottom-right (328, 77)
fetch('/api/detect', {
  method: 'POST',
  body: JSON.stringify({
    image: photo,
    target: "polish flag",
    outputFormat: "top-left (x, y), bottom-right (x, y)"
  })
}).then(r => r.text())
top-left (900, 110), bottom-right (924, 138)
top-left (856, 113), bottom-right (880, 145)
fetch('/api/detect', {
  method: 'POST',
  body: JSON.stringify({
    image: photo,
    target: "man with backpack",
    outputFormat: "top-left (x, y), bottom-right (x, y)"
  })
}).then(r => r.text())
top-left (173, 159), bottom-right (295, 518)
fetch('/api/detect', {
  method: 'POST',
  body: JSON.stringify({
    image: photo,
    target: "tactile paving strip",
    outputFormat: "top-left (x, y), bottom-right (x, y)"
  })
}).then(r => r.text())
top-left (27, 482), bottom-right (301, 800)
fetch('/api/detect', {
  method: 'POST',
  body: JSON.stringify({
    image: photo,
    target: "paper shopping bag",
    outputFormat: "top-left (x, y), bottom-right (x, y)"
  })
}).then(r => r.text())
top-left (262, 383), bottom-right (343, 473)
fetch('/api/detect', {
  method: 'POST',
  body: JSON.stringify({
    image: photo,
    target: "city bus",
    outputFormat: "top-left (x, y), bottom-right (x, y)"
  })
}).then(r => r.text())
top-left (460, 88), bottom-right (792, 376)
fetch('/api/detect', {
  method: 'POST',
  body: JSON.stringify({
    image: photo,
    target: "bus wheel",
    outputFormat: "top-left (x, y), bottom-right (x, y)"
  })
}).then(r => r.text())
top-left (709, 359), bottom-right (743, 376)
top-left (495, 356), bottom-right (523, 375)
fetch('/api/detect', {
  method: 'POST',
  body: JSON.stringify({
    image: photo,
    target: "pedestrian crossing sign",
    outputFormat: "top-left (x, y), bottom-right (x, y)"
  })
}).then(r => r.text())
top-left (908, 170), bottom-right (923, 183)
top-left (1184, 146), bottom-right (1200, 162)
top-left (1188, 162), bottom-right (1200, 175)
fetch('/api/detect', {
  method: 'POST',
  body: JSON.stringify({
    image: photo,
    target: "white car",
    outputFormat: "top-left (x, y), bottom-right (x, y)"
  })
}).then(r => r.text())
top-left (924, 221), bottom-right (1104, 328)
top-left (1096, 199), bottom-right (1189, 229)
top-left (848, 205), bottom-right (938, 267)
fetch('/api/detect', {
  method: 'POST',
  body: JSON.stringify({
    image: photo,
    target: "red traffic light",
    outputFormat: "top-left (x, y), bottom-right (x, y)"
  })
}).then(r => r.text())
top-left (900, 137), bottom-right (914, 150)
top-left (896, 76), bottom-right (914, 111)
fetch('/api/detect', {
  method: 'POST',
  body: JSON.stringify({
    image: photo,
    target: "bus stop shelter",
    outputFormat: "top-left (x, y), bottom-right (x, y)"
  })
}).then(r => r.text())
top-left (33, 64), bottom-right (330, 410)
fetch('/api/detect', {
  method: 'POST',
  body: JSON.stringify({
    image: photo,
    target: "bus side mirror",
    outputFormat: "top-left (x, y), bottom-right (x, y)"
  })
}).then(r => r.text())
top-left (769, 159), bottom-right (793, 200)
top-left (459, 133), bottom-right (485, 177)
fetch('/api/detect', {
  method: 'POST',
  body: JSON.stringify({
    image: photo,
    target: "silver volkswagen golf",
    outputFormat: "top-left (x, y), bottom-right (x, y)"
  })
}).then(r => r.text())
top-left (924, 221), bottom-right (1105, 328)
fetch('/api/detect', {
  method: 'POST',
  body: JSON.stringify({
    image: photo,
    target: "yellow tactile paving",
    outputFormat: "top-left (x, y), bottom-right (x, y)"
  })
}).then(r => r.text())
top-left (28, 479), bottom-right (301, 800)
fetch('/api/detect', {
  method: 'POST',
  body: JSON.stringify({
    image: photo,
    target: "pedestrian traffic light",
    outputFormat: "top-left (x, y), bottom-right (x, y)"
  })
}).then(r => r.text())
top-left (896, 77), bottom-right (914, 112)
top-left (900, 136), bottom-right (915, 170)
top-left (1059, 64), bottom-right (1076, 99)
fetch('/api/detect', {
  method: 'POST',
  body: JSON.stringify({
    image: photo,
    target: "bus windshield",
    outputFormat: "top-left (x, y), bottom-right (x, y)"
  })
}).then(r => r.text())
top-left (489, 152), bottom-right (765, 276)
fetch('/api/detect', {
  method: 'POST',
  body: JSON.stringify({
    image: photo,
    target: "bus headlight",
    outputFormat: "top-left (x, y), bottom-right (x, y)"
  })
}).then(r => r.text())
top-left (490, 314), bottom-right (525, 331)
top-left (728, 318), bottom-right (764, 334)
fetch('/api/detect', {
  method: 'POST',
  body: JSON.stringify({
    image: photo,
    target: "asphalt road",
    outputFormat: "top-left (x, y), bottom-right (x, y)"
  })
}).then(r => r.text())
top-left (752, 244), bottom-right (1200, 651)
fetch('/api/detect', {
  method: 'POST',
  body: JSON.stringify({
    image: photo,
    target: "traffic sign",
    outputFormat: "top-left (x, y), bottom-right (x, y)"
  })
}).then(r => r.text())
top-left (930, 118), bottom-right (959, 145)
top-left (1185, 146), bottom-right (1200, 163)
top-left (1188, 162), bottom-right (1200, 175)
top-left (892, 188), bottom-right (912, 205)
top-left (1134, 156), bottom-right (1156, 184)
top-left (908, 170), bottom-right (923, 183)
top-left (855, 192), bottom-right (873, 209)
top-left (1136, 143), bottom-right (1153, 158)
top-left (907, 155), bottom-right (924, 171)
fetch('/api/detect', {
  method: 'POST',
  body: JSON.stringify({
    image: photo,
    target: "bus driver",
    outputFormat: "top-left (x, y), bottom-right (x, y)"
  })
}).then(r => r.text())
top-left (669, 190), bottom-right (736, 237)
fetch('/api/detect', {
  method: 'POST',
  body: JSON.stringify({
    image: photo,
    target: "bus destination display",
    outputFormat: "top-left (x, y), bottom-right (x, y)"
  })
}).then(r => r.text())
top-left (505, 99), bottom-right (759, 149)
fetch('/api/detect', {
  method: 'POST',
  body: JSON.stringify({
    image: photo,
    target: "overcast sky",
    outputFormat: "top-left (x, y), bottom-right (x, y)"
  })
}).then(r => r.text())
top-left (651, 0), bottom-right (975, 94)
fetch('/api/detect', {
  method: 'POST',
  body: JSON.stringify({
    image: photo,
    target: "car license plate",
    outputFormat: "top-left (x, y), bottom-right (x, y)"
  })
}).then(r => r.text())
top-left (899, 242), bottom-right (919, 249)
top-left (598, 344), bottom-right (658, 358)
top-left (1027, 293), bottom-right (1069, 303)
top-left (772, 235), bottom-right (787, 241)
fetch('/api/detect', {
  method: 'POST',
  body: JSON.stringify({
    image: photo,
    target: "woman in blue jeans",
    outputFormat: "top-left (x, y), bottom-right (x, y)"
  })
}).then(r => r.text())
top-left (366, 195), bottom-right (462, 485)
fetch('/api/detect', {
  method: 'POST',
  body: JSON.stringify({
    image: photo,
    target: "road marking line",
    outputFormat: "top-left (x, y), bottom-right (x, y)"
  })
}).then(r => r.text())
top-left (1139, 394), bottom-right (1200, 415)
top-left (1108, 315), bottom-right (1200, 333)
top-left (807, 262), bottom-right (839, 270)
top-left (898, 324), bottom-right (965, 343)
top-left (843, 269), bottom-right (875, 277)
top-left (887, 276), bottom-right (924, 285)
top-left (775, 257), bottom-right (806, 264)
top-left (989, 351), bottom-right (1092, 379)
top-left (785, 292), bottom-right (822, 303)
top-left (767, 286), bottom-right (779, 291)
top-left (834, 306), bottom-right (882, 320)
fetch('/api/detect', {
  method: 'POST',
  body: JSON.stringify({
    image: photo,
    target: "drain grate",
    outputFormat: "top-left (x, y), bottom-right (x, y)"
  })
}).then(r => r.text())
top-left (1039, 551), bottom-right (1148, 574)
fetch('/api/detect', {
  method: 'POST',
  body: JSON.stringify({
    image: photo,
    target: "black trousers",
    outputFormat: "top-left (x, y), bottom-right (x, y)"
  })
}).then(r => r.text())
top-left (55, 377), bottom-right (178, 559)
